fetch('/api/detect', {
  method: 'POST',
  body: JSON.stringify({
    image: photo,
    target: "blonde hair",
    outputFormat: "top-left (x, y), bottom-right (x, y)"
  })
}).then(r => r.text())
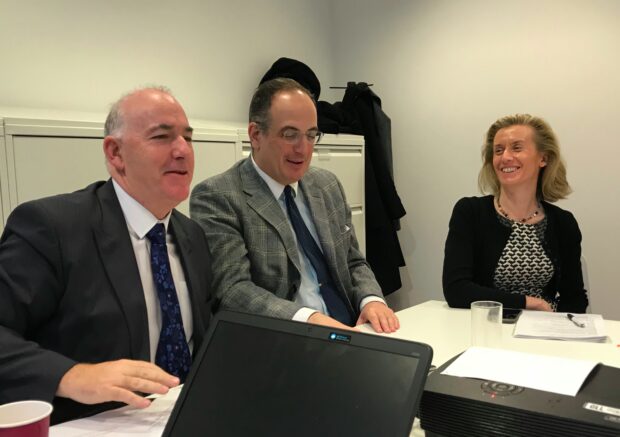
top-left (478, 114), bottom-right (572, 202)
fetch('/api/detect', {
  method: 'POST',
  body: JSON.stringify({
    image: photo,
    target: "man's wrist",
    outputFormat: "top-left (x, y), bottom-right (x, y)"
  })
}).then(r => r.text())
top-left (293, 307), bottom-right (319, 322)
top-left (359, 296), bottom-right (386, 311)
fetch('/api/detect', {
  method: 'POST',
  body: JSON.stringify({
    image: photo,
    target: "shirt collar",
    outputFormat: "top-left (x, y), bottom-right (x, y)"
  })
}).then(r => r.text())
top-left (112, 179), bottom-right (171, 239)
top-left (251, 155), bottom-right (299, 199)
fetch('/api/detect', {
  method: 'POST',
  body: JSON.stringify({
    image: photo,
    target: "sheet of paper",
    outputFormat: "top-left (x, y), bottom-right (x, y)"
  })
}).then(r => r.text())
top-left (513, 311), bottom-right (607, 341)
top-left (355, 323), bottom-right (380, 335)
top-left (49, 385), bottom-right (181, 437)
top-left (442, 347), bottom-right (598, 396)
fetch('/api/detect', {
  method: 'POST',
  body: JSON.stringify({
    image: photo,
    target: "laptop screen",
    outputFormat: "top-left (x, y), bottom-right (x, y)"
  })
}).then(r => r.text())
top-left (164, 311), bottom-right (432, 437)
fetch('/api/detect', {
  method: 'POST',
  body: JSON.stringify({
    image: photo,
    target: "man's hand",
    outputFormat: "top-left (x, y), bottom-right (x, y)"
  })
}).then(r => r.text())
top-left (356, 301), bottom-right (400, 333)
top-left (57, 359), bottom-right (180, 409)
top-left (525, 296), bottom-right (553, 312)
top-left (307, 312), bottom-right (355, 330)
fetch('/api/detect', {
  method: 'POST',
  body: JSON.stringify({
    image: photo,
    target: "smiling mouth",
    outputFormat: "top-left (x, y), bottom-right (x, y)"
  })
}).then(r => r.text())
top-left (501, 167), bottom-right (519, 173)
top-left (165, 170), bottom-right (188, 175)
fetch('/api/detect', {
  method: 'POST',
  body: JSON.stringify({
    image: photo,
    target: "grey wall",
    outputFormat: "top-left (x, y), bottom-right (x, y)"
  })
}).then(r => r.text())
top-left (0, 0), bottom-right (339, 121)
top-left (1, 0), bottom-right (618, 318)
top-left (331, 0), bottom-right (620, 319)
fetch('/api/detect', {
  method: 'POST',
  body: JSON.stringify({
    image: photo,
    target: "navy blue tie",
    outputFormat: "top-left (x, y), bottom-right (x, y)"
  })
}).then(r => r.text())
top-left (283, 185), bottom-right (354, 325)
top-left (146, 223), bottom-right (191, 382)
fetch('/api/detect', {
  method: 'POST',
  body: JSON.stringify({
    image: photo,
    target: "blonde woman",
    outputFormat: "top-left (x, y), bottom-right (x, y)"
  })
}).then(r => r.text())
top-left (442, 114), bottom-right (588, 313)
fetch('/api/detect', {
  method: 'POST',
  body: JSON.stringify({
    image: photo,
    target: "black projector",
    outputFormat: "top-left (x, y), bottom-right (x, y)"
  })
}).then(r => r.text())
top-left (419, 354), bottom-right (620, 437)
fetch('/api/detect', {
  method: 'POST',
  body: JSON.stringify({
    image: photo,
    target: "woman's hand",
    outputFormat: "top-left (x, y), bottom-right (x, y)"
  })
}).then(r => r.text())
top-left (525, 295), bottom-right (553, 311)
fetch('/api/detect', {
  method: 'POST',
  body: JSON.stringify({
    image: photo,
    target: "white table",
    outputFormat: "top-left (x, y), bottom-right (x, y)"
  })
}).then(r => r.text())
top-left (52, 300), bottom-right (620, 436)
top-left (384, 300), bottom-right (620, 368)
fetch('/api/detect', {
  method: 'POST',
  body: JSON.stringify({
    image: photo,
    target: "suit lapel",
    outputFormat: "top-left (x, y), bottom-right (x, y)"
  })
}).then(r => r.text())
top-left (239, 159), bottom-right (302, 272)
top-left (92, 180), bottom-right (150, 361)
top-left (300, 174), bottom-right (357, 315)
top-left (169, 212), bottom-right (205, 350)
top-left (299, 175), bottom-right (344, 290)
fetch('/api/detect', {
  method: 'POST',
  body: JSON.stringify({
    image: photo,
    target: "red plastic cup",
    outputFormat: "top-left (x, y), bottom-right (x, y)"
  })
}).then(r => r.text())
top-left (0, 401), bottom-right (53, 437)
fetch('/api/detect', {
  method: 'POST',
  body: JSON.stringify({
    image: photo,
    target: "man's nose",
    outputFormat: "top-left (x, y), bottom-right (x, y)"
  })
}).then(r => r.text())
top-left (172, 135), bottom-right (192, 156)
top-left (294, 135), bottom-right (313, 152)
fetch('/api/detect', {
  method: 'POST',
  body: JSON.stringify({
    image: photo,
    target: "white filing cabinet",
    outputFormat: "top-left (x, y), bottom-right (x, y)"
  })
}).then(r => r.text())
top-left (3, 119), bottom-right (109, 216)
top-left (0, 118), bottom-right (241, 222)
top-left (0, 116), bottom-right (366, 253)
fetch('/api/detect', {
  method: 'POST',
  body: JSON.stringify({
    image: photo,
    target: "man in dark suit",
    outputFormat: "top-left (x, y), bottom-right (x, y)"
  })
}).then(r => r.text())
top-left (190, 78), bottom-right (398, 333)
top-left (0, 87), bottom-right (213, 424)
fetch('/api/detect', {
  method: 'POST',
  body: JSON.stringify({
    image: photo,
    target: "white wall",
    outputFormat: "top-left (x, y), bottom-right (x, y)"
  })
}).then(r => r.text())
top-left (1, 0), bottom-right (618, 318)
top-left (0, 0), bottom-right (339, 121)
top-left (331, 0), bottom-right (620, 319)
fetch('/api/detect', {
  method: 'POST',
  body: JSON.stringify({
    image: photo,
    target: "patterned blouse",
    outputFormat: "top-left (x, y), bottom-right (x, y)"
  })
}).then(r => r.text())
top-left (492, 212), bottom-right (556, 310)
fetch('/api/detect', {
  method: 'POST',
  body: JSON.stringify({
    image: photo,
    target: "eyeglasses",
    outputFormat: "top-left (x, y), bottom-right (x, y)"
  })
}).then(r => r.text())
top-left (279, 128), bottom-right (324, 145)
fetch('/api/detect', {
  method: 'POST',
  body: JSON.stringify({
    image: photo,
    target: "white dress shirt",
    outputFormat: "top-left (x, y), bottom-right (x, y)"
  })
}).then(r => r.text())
top-left (112, 180), bottom-right (193, 361)
top-left (251, 157), bottom-right (384, 322)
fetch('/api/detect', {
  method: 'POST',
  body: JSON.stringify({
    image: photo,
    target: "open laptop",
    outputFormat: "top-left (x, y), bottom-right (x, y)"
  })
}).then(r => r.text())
top-left (163, 311), bottom-right (433, 437)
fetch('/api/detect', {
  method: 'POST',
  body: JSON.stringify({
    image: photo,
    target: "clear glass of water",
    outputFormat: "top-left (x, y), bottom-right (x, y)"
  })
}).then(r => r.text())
top-left (471, 301), bottom-right (503, 347)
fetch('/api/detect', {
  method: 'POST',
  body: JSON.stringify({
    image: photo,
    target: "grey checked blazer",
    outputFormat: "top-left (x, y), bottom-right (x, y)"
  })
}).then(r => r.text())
top-left (190, 158), bottom-right (383, 320)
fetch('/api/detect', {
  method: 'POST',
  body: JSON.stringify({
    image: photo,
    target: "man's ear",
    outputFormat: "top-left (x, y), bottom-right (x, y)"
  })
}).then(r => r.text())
top-left (103, 136), bottom-right (125, 174)
top-left (248, 122), bottom-right (261, 152)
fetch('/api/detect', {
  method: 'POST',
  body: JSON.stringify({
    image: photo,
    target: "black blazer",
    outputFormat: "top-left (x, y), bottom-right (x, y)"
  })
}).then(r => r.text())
top-left (442, 196), bottom-right (588, 313)
top-left (0, 180), bottom-right (213, 423)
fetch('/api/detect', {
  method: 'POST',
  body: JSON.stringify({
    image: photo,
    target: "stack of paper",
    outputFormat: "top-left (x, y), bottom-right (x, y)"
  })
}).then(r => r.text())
top-left (513, 311), bottom-right (607, 342)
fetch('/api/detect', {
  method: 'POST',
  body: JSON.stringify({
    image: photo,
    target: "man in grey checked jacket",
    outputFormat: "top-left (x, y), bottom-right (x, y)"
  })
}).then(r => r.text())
top-left (190, 78), bottom-right (399, 333)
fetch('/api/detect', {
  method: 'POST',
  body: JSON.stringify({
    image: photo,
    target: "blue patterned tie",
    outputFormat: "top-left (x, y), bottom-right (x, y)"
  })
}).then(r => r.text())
top-left (284, 186), bottom-right (354, 325)
top-left (146, 223), bottom-right (191, 382)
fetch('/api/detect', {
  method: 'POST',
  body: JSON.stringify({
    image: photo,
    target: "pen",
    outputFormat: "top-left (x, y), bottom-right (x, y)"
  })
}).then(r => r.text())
top-left (567, 313), bottom-right (585, 328)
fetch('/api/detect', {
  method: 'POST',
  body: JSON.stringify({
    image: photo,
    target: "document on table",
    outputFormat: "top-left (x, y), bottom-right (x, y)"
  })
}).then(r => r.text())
top-left (513, 310), bottom-right (607, 342)
top-left (442, 347), bottom-right (598, 396)
top-left (49, 385), bottom-right (181, 437)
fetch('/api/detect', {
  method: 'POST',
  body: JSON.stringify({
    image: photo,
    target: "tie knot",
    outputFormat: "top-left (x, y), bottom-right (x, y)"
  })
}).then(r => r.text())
top-left (146, 223), bottom-right (166, 245)
top-left (284, 185), bottom-right (295, 200)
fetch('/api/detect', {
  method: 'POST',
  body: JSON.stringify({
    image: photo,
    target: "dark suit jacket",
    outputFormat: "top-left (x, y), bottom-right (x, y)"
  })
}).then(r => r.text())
top-left (0, 180), bottom-right (213, 424)
top-left (442, 196), bottom-right (588, 312)
top-left (190, 158), bottom-right (382, 320)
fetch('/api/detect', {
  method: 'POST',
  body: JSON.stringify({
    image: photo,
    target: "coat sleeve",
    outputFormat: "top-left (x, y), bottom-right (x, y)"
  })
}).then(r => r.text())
top-left (555, 211), bottom-right (589, 313)
top-left (0, 202), bottom-right (77, 404)
top-left (442, 198), bottom-right (526, 309)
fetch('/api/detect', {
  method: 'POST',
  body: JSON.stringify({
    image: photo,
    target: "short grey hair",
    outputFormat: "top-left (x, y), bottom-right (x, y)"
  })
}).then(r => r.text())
top-left (104, 85), bottom-right (173, 136)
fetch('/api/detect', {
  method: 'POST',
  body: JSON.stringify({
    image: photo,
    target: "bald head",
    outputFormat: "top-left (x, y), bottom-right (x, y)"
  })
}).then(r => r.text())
top-left (104, 86), bottom-right (176, 137)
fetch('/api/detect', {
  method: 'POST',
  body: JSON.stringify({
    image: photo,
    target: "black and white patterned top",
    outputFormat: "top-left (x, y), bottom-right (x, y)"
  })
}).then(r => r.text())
top-left (493, 213), bottom-right (556, 310)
